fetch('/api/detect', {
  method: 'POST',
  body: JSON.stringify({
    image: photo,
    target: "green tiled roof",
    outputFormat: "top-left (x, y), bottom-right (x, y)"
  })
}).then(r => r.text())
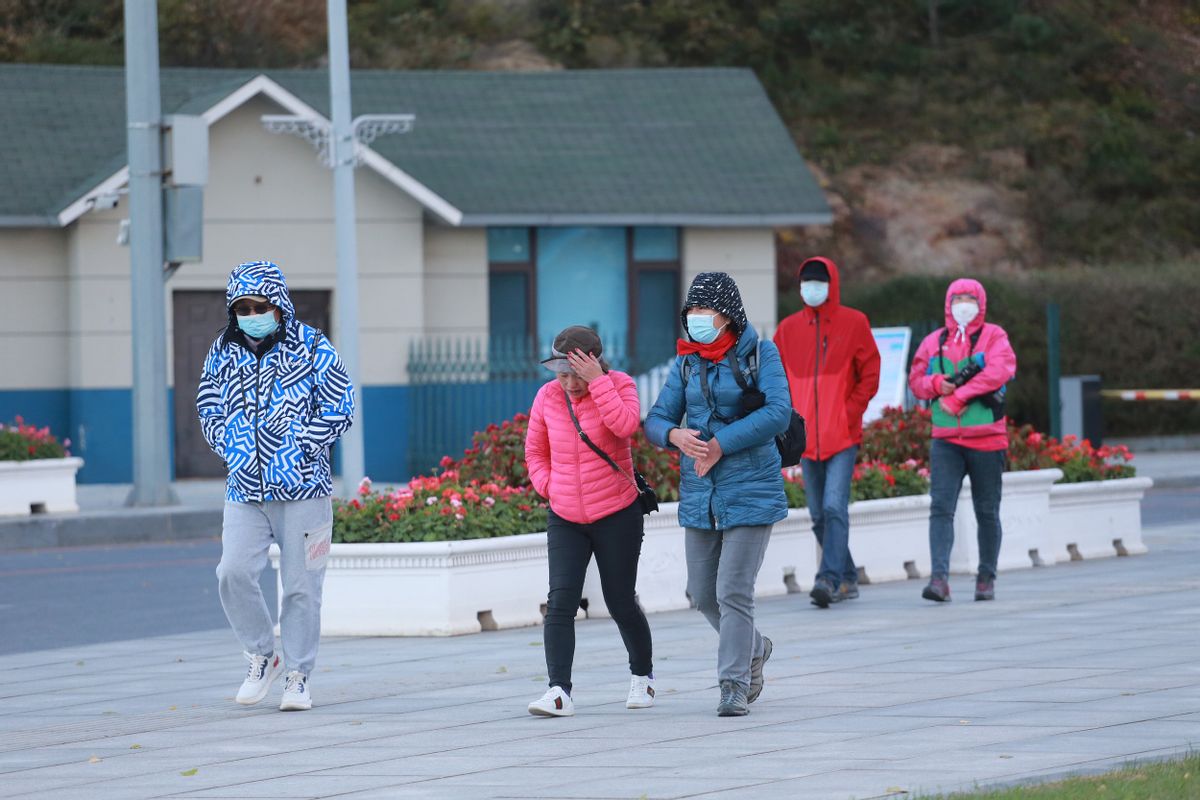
top-left (0, 63), bottom-right (829, 226)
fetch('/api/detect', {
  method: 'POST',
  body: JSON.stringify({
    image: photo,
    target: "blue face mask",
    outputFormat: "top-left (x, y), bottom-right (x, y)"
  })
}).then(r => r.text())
top-left (800, 281), bottom-right (830, 307)
top-left (237, 311), bottom-right (279, 339)
top-left (686, 314), bottom-right (727, 344)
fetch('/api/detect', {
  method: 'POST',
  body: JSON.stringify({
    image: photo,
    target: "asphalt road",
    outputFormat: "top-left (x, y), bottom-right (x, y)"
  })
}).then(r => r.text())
top-left (1, 488), bottom-right (1195, 657)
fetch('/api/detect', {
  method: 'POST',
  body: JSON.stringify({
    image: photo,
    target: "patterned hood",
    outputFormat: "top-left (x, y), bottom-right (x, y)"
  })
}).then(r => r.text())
top-left (681, 271), bottom-right (749, 336)
top-left (225, 261), bottom-right (296, 324)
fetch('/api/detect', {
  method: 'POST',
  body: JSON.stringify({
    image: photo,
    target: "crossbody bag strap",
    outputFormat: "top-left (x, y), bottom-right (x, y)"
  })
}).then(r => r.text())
top-left (564, 391), bottom-right (637, 488)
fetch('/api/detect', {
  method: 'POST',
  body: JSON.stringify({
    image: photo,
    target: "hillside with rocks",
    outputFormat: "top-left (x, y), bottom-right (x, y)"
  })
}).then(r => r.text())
top-left (4, 0), bottom-right (1198, 281)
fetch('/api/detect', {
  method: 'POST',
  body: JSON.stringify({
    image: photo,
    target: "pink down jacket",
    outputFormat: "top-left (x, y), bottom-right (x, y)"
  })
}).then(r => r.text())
top-left (525, 371), bottom-right (641, 525)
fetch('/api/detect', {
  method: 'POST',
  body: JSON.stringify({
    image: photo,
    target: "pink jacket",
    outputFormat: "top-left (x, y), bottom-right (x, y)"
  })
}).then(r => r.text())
top-left (908, 278), bottom-right (1017, 451)
top-left (525, 370), bottom-right (641, 525)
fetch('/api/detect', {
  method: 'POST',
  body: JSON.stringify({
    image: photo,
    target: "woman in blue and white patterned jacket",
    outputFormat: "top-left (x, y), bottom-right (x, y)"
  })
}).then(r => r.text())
top-left (197, 260), bottom-right (354, 713)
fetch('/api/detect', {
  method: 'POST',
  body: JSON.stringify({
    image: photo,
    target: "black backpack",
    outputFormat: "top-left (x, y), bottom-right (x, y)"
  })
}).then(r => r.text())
top-left (681, 341), bottom-right (806, 468)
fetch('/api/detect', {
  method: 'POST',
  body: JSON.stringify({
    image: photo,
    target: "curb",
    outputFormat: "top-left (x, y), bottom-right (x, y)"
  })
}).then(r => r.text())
top-left (0, 506), bottom-right (222, 551)
top-left (1145, 476), bottom-right (1200, 490)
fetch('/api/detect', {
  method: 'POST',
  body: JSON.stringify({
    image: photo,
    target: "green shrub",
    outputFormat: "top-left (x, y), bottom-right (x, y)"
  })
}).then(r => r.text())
top-left (836, 264), bottom-right (1200, 436)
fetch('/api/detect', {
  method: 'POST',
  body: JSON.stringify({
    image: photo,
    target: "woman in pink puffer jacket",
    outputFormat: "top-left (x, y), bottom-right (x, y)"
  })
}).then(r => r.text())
top-left (524, 325), bottom-right (654, 718)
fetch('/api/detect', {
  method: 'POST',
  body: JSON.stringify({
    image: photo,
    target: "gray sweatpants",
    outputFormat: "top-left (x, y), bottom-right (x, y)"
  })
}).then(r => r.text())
top-left (685, 525), bottom-right (772, 688)
top-left (216, 498), bottom-right (333, 676)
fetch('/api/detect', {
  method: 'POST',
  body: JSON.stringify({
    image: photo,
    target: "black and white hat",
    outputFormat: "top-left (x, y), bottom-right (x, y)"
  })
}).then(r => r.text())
top-left (680, 272), bottom-right (748, 336)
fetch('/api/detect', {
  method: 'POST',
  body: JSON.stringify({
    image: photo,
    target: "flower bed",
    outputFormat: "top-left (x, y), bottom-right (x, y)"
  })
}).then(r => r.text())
top-left (0, 418), bottom-right (82, 517)
top-left (309, 406), bottom-right (1149, 637)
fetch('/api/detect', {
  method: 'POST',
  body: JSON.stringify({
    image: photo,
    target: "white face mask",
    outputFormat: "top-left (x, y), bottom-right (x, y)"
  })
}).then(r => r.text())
top-left (800, 281), bottom-right (829, 307)
top-left (951, 301), bottom-right (979, 327)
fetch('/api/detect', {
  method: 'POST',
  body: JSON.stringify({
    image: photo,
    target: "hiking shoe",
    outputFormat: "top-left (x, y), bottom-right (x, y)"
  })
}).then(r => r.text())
top-left (975, 576), bottom-right (995, 601)
top-left (528, 686), bottom-right (574, 717)
top-left (809, 579), bottom-right (838, 608)
top-left (717, 679), bottom-right (749, 717)
top-left (748, 637), bottom-right (773, 704)
top-left (838, 582), bottom-right (860, 601)
top-left (235, 651), bottom-right (283, 706)
top-left (279, 671), bottom-right (312, 711)
top-left (626, 675), bottom-right (655, 709)
top-left (922, 577), bottom-right (952, 602)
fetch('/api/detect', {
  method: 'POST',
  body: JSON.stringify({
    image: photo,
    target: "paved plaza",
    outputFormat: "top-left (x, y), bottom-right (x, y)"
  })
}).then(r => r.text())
top-left (1, 516), bottom-right (1198, 800)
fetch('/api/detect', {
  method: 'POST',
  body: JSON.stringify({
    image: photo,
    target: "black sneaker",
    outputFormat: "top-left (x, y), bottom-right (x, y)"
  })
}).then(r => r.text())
top-left (717, 679), bottom-right (749, 717)
top-left (809, 579), bottom-right (838, 608)
top-left (748, 637), bottom-right (773, 704)
top-left (975, 576), bottom-right (995, 601)
top-left (838, 582), bottom-right (860, 601)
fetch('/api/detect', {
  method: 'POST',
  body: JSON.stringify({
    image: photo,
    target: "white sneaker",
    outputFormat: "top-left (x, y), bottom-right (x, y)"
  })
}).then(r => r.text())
top-left (626, 674), bottom-right (655, 709)
top-left (279, 670), bottom-right (312, 711)
top-left (528, 686), bottom-right (574, 717)
top-left (235, 651), bottom-right (284, 706)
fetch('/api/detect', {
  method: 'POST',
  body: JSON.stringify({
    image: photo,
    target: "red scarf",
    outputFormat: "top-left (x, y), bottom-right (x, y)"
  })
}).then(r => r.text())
top-left (676, 331), bottom-right (736, 362)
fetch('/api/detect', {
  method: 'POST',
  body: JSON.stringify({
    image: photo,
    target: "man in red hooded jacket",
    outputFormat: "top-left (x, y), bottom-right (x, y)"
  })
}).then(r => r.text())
top-left (774, 258), bottom-right (881, 609)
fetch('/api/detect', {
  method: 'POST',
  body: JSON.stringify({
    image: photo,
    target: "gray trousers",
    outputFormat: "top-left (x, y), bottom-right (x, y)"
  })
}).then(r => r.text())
top-left (685, 525), bottom-right (772, 688)
top-left (217, 498), bottom-right (332, 676)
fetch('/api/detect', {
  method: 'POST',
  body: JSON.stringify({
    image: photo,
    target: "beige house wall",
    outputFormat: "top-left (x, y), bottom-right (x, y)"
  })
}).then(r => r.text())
top-left (682, 228), bottom-right (778, 336)
top-left (0, 229), bottom-right (70, 388)
top-left (422, 227), bottom-right (488, 339)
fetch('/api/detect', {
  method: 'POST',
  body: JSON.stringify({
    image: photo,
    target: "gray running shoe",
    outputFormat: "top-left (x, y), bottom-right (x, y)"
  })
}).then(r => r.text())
top-left (717, 679), bottom-right (749, 717)
top-left (748, 637), bottom-right (773, 704)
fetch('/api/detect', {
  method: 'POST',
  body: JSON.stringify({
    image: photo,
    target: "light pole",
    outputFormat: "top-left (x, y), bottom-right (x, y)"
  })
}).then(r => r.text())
top-left (263, 0), bottom-right (413, 495)
top-left (124, 0), bottom-right (176, 507)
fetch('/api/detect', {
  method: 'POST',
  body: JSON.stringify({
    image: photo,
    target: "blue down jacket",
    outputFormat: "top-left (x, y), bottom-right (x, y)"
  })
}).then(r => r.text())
top-left (645, 324), bottom-right (791, 531)
top-left (196, 261), bottom-right (355, 503)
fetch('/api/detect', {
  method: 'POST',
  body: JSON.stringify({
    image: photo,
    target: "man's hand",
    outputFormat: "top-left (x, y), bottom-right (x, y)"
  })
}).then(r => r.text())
top-left (694, 436), bottom-right (724, 478)
top-left (668, 427), bottom-right (709, 460)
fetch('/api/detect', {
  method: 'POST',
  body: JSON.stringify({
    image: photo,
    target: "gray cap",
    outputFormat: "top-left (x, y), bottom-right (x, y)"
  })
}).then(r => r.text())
top-left (540, 325), bottom-right (605, 373)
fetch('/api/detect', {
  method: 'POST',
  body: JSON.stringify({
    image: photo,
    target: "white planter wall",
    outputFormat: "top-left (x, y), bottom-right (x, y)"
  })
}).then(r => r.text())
top-left (271, 470), bottom-right (1150, 636)
top-left (271, 532), bottom-right (550, 637)
top-left (0, 457), bottom-right (83, 516)
top-left (1048, 477), bottom-right (1152, 561)
top-left (849, 494), bottom-right (934, 583)
top-left (949, 468), bottom-right (1063, 573)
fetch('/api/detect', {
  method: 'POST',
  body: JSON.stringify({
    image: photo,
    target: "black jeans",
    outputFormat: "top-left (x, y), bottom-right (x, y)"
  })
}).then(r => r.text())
top-left (544, 499), bottom-right (653, 693)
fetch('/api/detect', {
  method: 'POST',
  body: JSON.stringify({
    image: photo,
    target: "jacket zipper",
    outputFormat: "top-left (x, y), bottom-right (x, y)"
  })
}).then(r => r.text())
top-left (253, 356), bottom-right (267, 501)
top-left (573, 394), bottom-right (587, 522)
top-left (813, 315), bottom-right (822, 460)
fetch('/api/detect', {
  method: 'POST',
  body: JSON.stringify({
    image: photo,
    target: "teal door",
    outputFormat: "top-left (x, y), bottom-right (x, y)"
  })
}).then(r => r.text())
top-left (536, 228), bottom-right (628, 353)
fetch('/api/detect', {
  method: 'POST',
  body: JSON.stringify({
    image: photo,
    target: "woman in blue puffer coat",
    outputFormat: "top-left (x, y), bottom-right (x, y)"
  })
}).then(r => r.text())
top-left (645, 271), bottom-right (792, 717)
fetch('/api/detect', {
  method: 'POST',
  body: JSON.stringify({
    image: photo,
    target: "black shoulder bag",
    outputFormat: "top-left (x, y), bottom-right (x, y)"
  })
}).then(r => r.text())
top-left (564, 393), bottom-right (658, 515)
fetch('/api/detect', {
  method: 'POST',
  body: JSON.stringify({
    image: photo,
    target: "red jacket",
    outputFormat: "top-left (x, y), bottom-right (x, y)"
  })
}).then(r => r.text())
top-left (908, 278), bottom-right (1016, 451)
top-left (774, 257), bottom-right (881, 461)
top-left (524, 371), bottom-right (641, 525)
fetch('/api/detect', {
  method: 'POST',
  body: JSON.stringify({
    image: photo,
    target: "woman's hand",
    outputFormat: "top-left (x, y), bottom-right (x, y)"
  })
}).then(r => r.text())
top-left (694, 436), bottom-right (723, 478)
top-left (669, 427), bottom-right (709, 460)
top-left (566, 349), bottom-right (605, 382)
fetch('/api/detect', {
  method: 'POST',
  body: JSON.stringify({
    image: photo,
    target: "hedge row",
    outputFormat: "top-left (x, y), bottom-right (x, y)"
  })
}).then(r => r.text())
top-left (779, 263), bottom-right (1200, 437)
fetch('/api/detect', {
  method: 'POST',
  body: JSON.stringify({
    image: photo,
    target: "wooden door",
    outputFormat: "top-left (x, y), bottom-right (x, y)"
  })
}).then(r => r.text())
top-left (172, 290), bottom-right (331, 479)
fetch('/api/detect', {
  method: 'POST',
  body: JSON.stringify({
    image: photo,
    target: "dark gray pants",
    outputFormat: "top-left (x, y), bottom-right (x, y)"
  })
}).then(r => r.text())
top-left (685, 525), bottom-right (772, 688)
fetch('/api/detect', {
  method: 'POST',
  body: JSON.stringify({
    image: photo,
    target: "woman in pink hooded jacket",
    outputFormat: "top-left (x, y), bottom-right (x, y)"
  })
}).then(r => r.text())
top-left (908, 279), bottom-right (1017, 603)
top-left (523, 326), bottom-right (654, 718)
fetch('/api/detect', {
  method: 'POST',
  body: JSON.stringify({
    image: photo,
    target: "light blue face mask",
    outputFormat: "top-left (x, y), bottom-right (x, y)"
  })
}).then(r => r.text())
top-left (686, 314), bottom-right (727, 344)
top-left (800, 281), bottom-right (830, 307)
top-left (237, 311), bottom-right (279, 339)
